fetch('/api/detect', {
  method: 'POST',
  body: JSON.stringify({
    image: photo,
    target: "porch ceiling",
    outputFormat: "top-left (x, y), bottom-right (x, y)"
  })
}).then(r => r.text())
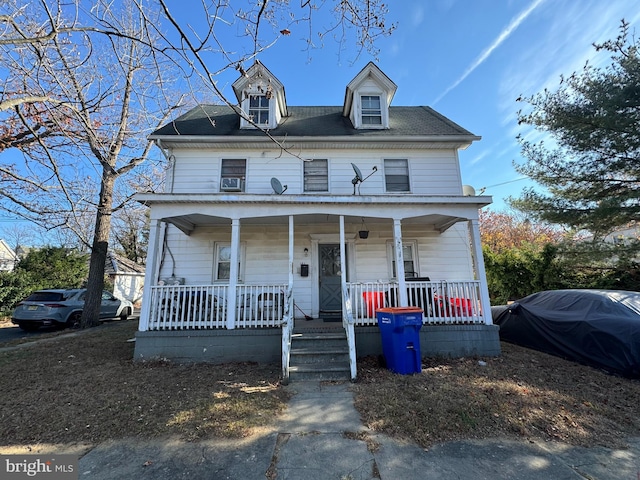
top-left (159, 212), bottom-right (470, 235)
top-left (138, 193), bottom-right (491, 235)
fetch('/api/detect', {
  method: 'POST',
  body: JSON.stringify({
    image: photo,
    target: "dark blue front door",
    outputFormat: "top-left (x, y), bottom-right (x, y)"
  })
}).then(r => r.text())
top-left (319, 244), bottom-right (344, 317)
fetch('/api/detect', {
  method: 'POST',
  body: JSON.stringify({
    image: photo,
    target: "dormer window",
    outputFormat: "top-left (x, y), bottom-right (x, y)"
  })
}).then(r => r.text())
top-left (248, 95), bottom-right (270, 124)
top-left (343, 62), bottom-right (397, 130)
top-left (361, 95), bottom-right (382, 125)
top-left (232, 61), bottom-right (288, 130)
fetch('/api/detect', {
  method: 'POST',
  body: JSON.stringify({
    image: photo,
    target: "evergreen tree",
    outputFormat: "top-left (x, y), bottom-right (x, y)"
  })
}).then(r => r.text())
top-left (512, 21), bottom-right (640, 240)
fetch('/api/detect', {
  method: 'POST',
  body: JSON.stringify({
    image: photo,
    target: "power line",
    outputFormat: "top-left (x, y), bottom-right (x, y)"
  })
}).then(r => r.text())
top-left (477, 177), bottom-right (529, 194)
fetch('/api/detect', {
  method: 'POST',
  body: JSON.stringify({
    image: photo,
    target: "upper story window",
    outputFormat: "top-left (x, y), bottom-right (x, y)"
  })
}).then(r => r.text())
top-left (220, 159), bottom-right (246, 192)
top-left (304, 159), bottom-right (328, 192)
top-left (248, 95), bottom-right (270, 124)
top-left (361, 95), bottom-right (382, 125)
top-left (234, 62), bottom-right (287, 129)
top-left (240, 92), bottom-right (277, 129)
top-left (384, 159), bottom-right (410, 192)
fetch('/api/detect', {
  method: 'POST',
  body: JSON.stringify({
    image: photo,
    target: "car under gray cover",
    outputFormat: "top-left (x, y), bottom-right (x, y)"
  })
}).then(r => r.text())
top-left (492, 289), bottom-right (640, 377)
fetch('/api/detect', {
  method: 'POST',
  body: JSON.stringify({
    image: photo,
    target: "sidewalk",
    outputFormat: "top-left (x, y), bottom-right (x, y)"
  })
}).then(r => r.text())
top-left (78, 381), bottom-right (640, 479)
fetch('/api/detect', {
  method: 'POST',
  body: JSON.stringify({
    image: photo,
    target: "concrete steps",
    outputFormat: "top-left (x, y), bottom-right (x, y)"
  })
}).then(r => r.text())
top-left (288, 332), bottom-right (351, 381)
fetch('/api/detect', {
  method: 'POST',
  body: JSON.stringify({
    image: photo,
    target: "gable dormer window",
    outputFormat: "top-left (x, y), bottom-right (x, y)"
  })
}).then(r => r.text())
top-left (361, 95), bottom-right (382, 125)
top-left (343, 63), bottom-right (397, 130)
top-left (248, 94), bottom-right (270, 124)
top-left (233, 62), bottom-right (287, 130)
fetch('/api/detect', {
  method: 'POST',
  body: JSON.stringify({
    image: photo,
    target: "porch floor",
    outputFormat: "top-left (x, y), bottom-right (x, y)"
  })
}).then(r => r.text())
top-left (293, 317), bottom-right (344, 333)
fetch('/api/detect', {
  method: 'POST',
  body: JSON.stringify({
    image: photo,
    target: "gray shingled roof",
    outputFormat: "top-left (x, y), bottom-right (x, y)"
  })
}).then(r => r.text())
top-left (151, 105), bottom-right (476, 138)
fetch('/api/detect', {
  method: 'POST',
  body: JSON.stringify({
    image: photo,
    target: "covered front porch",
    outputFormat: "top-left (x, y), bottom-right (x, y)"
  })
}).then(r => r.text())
top-left (135, 193), bottom-right (498, 380)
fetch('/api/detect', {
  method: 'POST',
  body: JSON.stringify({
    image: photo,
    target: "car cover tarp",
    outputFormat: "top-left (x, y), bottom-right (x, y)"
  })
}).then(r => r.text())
top-left (493, 290), bottom-right (640, 377)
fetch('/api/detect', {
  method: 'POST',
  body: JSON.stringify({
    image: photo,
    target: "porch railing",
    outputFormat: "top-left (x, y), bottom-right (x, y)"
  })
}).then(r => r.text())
top-left (147, 284), bottom-right (288, 330)
top-left (347, 280), bottom-right (484, 325)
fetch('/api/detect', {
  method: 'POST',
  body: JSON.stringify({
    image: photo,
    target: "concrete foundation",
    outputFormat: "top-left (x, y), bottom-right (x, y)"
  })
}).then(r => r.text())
top-left (355, 324), bottom-right (502, 358)
top-left (133, 324), bottom-right (500, 364)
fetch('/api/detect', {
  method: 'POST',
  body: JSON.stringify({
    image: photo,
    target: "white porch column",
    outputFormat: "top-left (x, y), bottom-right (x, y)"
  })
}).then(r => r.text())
top-left (138, 219), bottom-right (164, 331)
top-left (393, 218), bottom-right (408, 306)
top-left (468, 219), bottom-right (493, 325)
top-left (339, 216), bottom-right (347, 294)
top-left (288, 215), bottom-right (294, 286)
top-left (226, 218), bottom-right (241, 329)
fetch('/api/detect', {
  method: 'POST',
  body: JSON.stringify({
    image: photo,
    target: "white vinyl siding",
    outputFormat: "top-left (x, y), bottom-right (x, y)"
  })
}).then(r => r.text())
top-left (304, 159), bottom-right (328, 192)
top-left (384, 159), bottom-right (410, 192)
top-left (168, 149), bottom-right (462, 195)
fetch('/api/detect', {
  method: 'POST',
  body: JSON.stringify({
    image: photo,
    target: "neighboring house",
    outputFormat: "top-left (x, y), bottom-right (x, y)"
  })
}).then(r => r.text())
top-left (0, 239), bottom-right (18, 272)
top-left (106, 252), bottom-right (145, 307)
top-left (135, 61), bottom-right (500, 380)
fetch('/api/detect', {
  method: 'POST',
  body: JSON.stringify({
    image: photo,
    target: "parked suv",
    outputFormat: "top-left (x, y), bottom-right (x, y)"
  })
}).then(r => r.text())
top-left (11, 289), bottom-right (133, 331)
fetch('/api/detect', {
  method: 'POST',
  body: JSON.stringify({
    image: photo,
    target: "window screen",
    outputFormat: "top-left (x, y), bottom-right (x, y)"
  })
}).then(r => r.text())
top-left (384, 159), bottom-right (410, 192)
top-left (304, 159), bottom-right (328, 192)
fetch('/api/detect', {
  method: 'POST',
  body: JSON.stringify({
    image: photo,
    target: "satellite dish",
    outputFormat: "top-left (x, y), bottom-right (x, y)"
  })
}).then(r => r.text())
top-left (462, 185), bottom-right (476, 196)
top-left (351, 163), bottom-right (364, 183)
top-left (271, 177), bottom-right (288, 194)
top-left (350, 163), bottom-right (378, 195)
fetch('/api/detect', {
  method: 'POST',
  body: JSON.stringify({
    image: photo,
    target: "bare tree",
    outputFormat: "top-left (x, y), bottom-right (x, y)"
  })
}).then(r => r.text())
top-left (0, 0), bottom-right (394, 328)
top-left (147, 1), bottom-right (395, 157)
top-left (1, 223), bottom-right (35, 253)
top-left (0, 0), bottom-right (180, 327)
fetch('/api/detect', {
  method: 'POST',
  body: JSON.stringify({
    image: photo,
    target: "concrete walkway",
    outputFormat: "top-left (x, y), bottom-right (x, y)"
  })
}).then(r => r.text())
top-left (76, 381), bottom-right (640, 479)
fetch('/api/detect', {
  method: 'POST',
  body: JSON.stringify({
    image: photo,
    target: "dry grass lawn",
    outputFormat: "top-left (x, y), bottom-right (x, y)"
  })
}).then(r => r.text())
top-left (1, 318), bottom-right (640, 452)
top-left (354, 346), bottom-right (640, 449)
top-left (0, 320), bottom-right (289, 450)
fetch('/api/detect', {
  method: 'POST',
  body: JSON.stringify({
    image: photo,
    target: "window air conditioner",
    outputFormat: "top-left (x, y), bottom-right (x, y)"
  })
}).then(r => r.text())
top-left (221, 177), bottom-right (242, 191)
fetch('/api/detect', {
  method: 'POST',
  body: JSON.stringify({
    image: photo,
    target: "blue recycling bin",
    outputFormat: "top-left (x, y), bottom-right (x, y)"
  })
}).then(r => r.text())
top-left (376, 307), bottom-right (423, 374)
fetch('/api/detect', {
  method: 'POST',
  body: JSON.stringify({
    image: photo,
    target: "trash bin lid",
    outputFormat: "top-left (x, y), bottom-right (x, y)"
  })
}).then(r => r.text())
top-left (376, 307), bottom-right (424, 314)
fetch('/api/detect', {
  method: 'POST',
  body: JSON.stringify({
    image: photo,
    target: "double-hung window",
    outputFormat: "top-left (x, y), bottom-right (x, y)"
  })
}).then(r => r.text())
top-left (388, 242), bottom-right (418, 279)
top-left (304, 159), bottom-right (328, 192)
top-left (214, 243), bottom-right (245, 281)
top-left (220, 159), bottom-right (246, 192)
top-left (361, 95), bottom-right (382, 125)
top-left (384, 159), bottom-right (410, 192)
top-left (248, 95), bottom-right (270, 125)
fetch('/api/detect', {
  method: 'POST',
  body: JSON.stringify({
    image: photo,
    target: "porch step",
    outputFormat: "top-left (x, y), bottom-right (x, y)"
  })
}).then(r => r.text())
top-left (288, 364), bottom-right (351, 381)
top-left (288, 332), bottom-right (351, 382)
top-left (291, 332), bottom-right (348, 349)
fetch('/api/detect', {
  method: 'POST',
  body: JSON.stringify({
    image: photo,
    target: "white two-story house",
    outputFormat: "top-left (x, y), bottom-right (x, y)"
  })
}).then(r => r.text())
top-left (134, 61), bottom-right (500, 381)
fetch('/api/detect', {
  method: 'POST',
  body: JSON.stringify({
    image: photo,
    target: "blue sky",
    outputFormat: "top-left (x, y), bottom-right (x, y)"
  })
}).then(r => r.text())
top-left (1, 0), bottom-right (639, 241)
top-left (208, 0), bottom-right (640, 211)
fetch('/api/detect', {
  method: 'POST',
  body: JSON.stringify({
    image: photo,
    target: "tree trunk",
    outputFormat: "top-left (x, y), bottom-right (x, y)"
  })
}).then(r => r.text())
top-left (81, 171), bottom-right (116, 328)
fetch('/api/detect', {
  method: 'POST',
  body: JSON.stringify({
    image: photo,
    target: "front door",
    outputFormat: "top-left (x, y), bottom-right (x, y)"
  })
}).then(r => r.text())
top-left (319, 244), bottom-right (345, 319)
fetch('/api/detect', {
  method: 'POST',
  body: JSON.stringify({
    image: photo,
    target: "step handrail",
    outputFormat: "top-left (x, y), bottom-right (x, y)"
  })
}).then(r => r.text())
top-left (281, 285), bottom-right (294, 384)
top-left (342, 287), bottom-right (357, 381)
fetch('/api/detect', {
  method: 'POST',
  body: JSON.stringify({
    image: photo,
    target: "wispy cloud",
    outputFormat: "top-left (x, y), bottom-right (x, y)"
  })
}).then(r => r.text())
top-left (432, 0), bottom-right (547, 105)
top-left (500, 1), bottom-right (639, 144)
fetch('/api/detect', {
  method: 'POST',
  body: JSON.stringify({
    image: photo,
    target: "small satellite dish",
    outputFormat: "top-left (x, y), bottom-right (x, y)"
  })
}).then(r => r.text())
top-left (351, 163), bottom-right (364, 183)
top-left (271, 177), bottom-right (288, 194)
top-left (350, 163), bottom-right (378, 195)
